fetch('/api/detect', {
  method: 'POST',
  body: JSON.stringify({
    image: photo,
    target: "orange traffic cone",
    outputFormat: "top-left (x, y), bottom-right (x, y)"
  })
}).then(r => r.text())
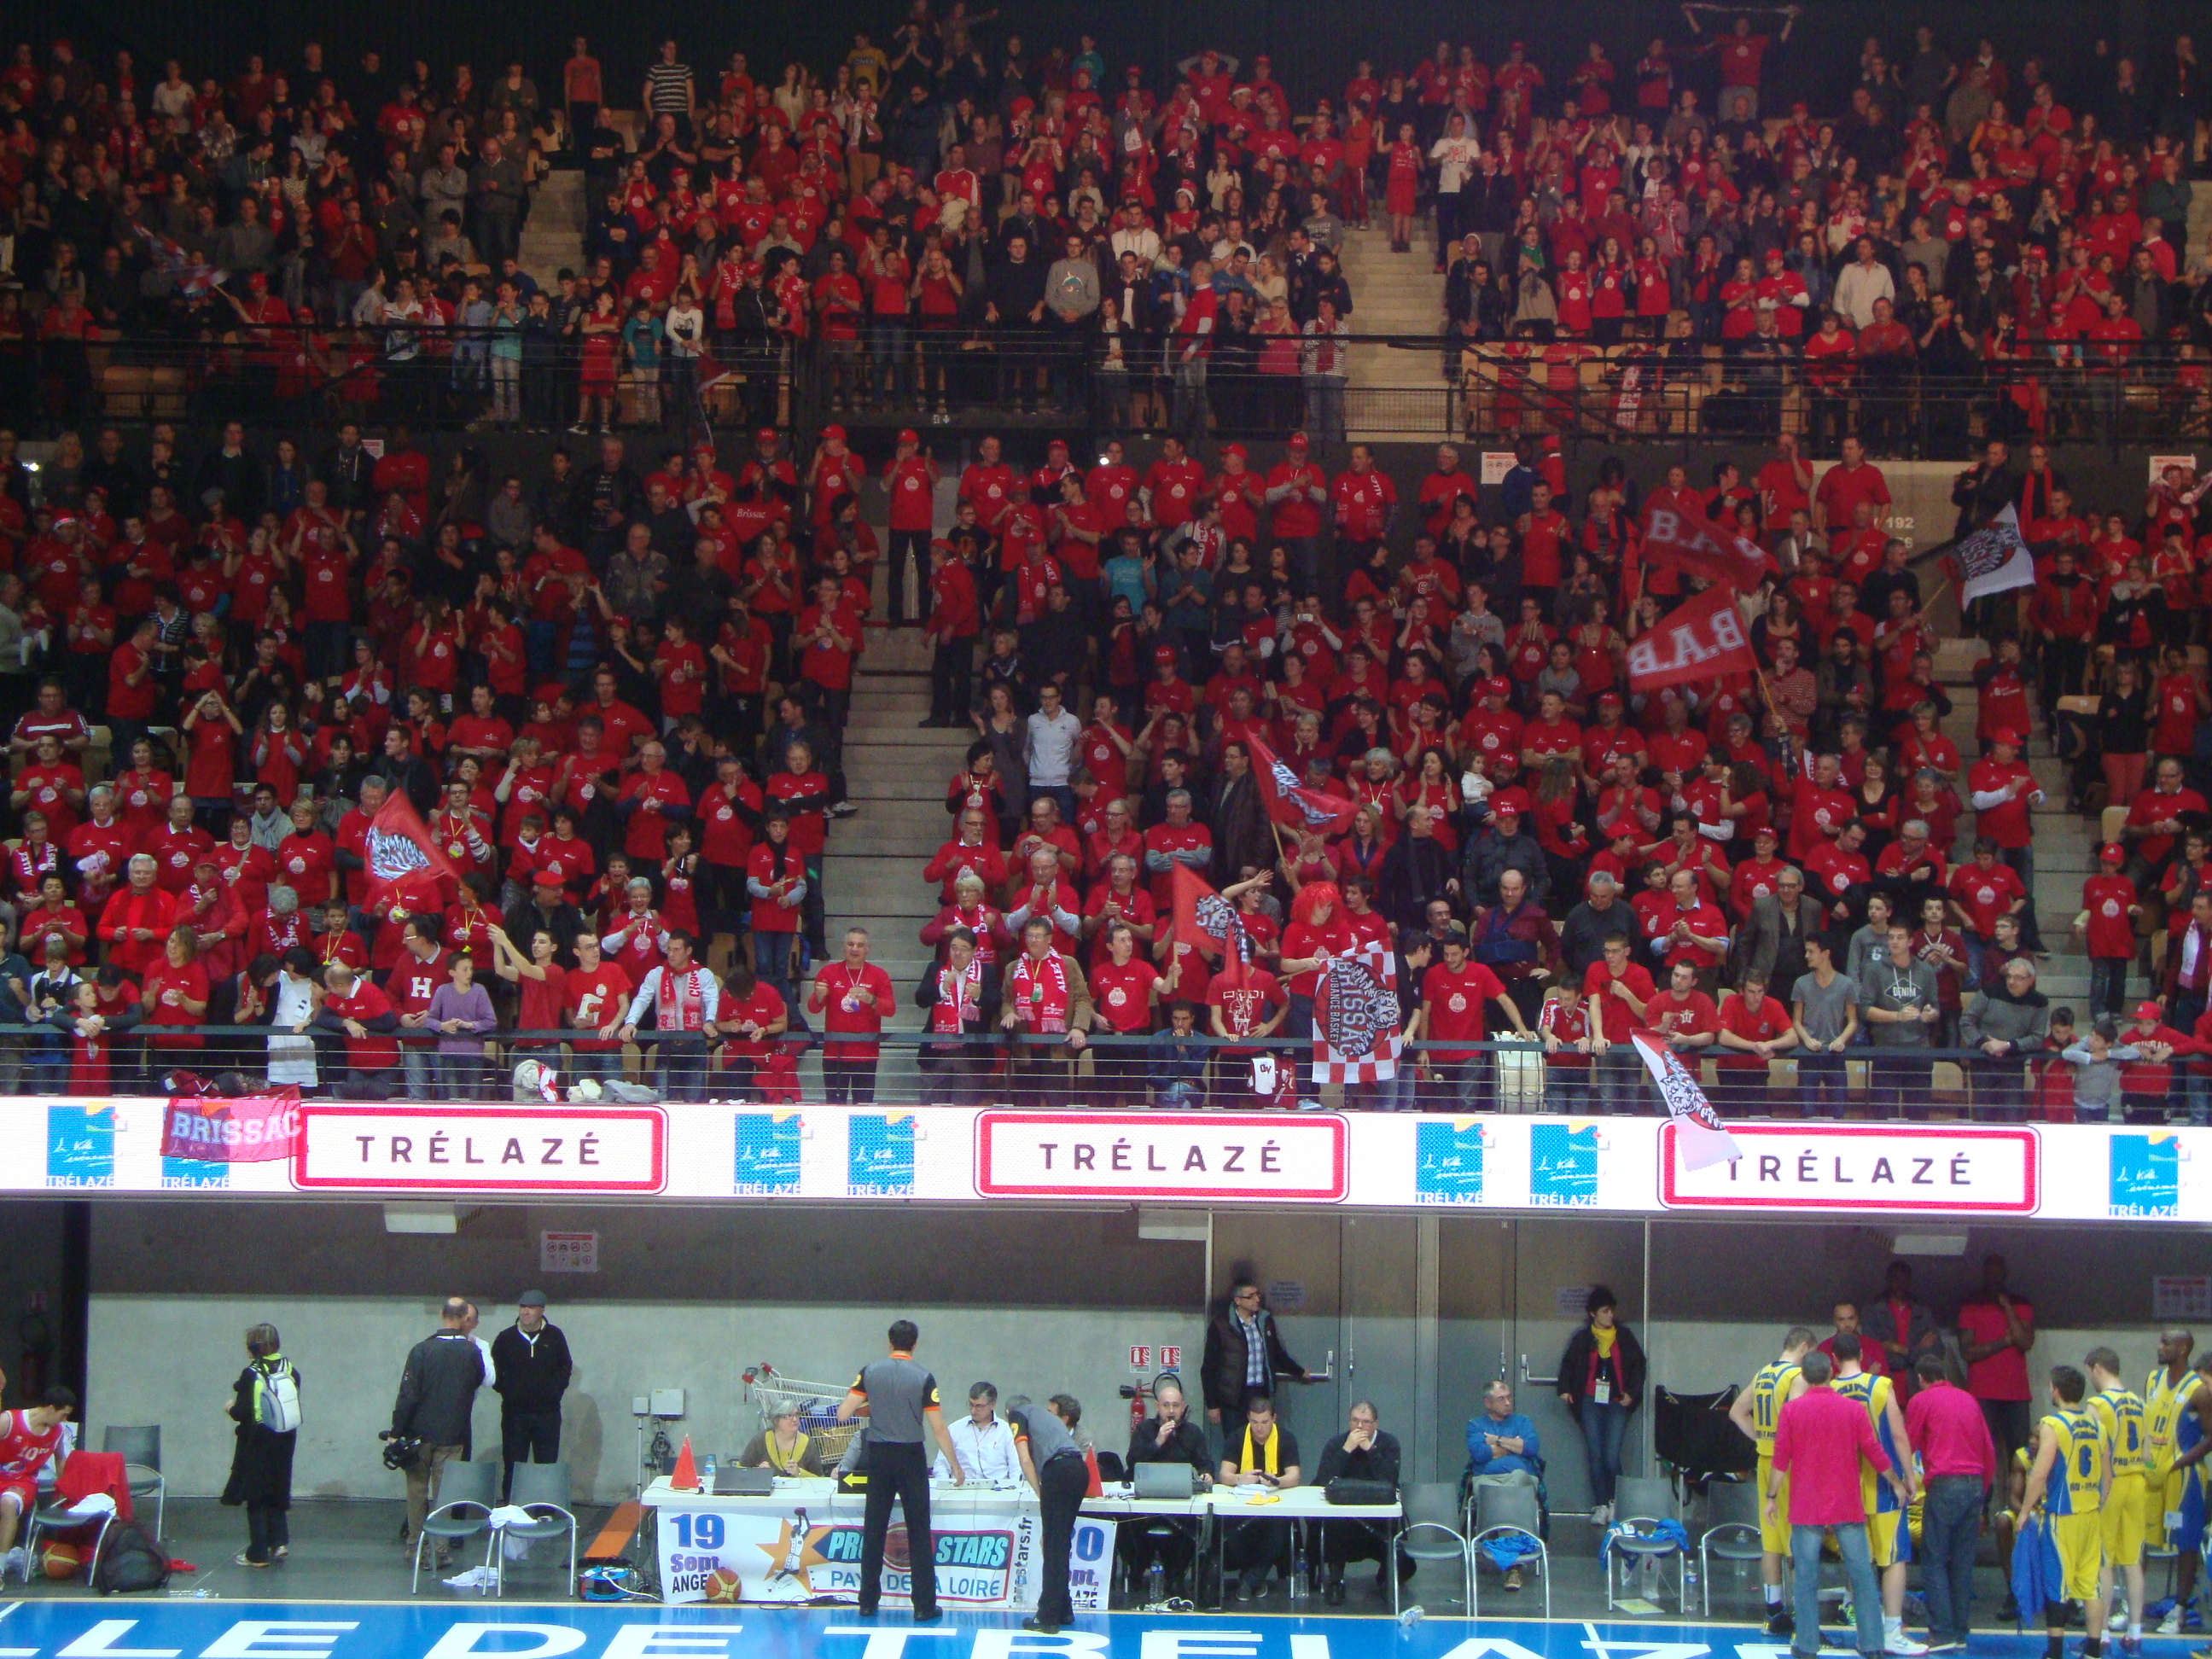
top-left (1083, 1443), bottom-right (1103, 1499)
top-left (671, 1435), bottom-right (701, 1492)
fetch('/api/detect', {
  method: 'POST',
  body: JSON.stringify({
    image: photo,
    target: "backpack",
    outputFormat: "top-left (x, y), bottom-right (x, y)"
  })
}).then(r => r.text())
top-left (260, 1363), bottom-right (301, 1435)
top-left (94, 1522), bottom-right (171, 1594)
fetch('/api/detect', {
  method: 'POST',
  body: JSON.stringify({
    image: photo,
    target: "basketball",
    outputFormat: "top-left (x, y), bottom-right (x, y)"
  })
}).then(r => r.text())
top-left (39, 1541), bottom-right (83, 1580)
top-left (883, 1523), bottom-right (910, 1572)
top-left (701, 1567), bottom-right (742, 1604)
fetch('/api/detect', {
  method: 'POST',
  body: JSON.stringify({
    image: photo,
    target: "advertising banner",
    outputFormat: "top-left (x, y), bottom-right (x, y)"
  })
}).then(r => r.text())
top-left (656, 1505), bottom-right (1033, 1609)
top-left (0, 1097), bottom-right (2207, 1223)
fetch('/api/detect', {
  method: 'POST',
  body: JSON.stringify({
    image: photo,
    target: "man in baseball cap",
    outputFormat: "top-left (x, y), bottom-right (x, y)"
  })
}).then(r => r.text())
top-left (491, 1290), bottom-right (574, 1500)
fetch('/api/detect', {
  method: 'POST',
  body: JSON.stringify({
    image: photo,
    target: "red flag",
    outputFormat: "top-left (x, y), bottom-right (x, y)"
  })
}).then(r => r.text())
top-left (1625, 586), bottom-right (1757, 692)
top-left (364, 789), bottom-right (464, 910)
top-left (1171, 864), bottom-right (1252, 987)
top-left (1640, 505), bottom-right (1773, 593)
top-left (1247, 733), bottom-right (1357, 835)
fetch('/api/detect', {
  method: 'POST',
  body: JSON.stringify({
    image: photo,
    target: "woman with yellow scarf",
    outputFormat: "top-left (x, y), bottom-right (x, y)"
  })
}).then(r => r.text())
top-left (1555, 1284), bottom-right (1646, 1526)
top-left (740, 1402), bottom-right (826, 1475)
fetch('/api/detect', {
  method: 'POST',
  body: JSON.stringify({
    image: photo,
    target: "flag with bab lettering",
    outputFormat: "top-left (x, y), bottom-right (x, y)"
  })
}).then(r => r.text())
top-left (1624, 586), bottom-right (1758, 691)
top-left (1640, 506), bottom-right (1773, 593)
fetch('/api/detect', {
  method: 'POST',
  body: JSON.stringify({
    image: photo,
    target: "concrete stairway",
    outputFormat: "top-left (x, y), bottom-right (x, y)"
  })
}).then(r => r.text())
top-left (811, 491), bottom-right (973, 1097)
top-left (1334, 223), bottom-right (1448, 444)
top-left (1930, 638), bottom-right (2135, 1013)
top-left (518, 169), bottom-right (587, 284)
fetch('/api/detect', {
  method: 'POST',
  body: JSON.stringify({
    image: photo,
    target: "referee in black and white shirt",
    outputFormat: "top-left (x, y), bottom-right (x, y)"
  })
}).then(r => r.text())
top-left (838, 1319), bottom-right (968, 1619)
top-left (1010, 1396), bottom-right (1091, 1633)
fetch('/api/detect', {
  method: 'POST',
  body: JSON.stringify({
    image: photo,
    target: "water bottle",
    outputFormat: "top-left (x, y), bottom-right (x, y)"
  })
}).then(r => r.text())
top-left (1397, 1604), bottom-right (1425, 1629)
top-left (1146, 1563), bottom-right (1165, 1605)
top-left (703, 1454), bottom-right (718, 1488)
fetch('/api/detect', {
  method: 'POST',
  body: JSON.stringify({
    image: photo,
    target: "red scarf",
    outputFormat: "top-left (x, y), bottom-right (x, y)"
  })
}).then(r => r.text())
top-left (655, 966), bottom-right (708, 1031)
top-left (1008, 950), bottom-right (1071, 1033)
top-left (929, 955), bottom-right (985, 1033)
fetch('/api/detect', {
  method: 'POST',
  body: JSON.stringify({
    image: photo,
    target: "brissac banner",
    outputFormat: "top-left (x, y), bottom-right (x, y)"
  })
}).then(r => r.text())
top-left (159, 1090), bottom-right (304, 1163)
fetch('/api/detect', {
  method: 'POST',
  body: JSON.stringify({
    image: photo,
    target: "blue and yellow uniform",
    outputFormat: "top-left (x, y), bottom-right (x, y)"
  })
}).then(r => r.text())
top-left (1837, 1369), bottom-right (1912, 1567)
top-left (2088, 1384), bottom-right (2147, 1569)
top-left (2144, 1365), bottom-right (2205, 1552)
top-left (1749, 1357), bottom-right (1803, 1554)
top-left (2039, 1406), bottom-right (2107, 1603)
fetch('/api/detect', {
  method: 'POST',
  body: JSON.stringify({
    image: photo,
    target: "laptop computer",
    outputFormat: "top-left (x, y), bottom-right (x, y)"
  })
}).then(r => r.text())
top-left (1132, 1462), bottom-right (1195, 1499)
top-left (714, 1465), bottom-right (778, 1496)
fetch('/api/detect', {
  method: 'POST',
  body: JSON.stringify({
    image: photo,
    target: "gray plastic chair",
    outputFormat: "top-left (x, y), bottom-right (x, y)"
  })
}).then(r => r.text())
top-left (1698, 1477), bottom-right (1766, 1616)
top-left (102, 1426), bottom-right (164, 1536)
top-left (496, 1463), bottom-right (578, 1598)
top-left (1395, 1482), bottom-right (1472, 1615)
top-left (1606, 1474), bottom-right (1686, 1613)
top-left (411, 1458), bottom-right (499, 1594)
top-left (1470, 1481), bottom-right (1551, 1618)
top-left (23, 1489), bottom-right (117, 1578)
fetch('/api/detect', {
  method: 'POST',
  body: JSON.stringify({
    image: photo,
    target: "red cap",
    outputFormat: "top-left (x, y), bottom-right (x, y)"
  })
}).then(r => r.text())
top-left (2100, 843), bottom-right (2127, 863)
top-left (754, 428), bottom-right (778, 442)
top-left (1286, 431), bottom-right (1309, 450)
top-left (1223, 442), bottom-right (1247, 459)
top-left (1154, 644), bottom-right (1179, 666)
top-left (1477, 676), bottom-right (1511, 701)
top-left (533, 869), bottom-right (566, 888)
top-left (1047, 438), bottom-right (1069, 452)
top-left (820, 424), bottom-right (847, 443)
top-left (897, 428), bottom-right (919, 444)
top-left (2137, 1000), bottom-right (2164, 1021)
top-left (1597, 690), bottom-right (1623, 707)
top-left (1990, 727), bottom-right (2023, 747)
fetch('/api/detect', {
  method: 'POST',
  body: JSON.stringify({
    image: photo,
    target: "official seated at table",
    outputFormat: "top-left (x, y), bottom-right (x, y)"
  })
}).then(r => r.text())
top-left (1313, 1400), bottom-right (1411, 1604)
top-left (1122, 1374), bottom-right (1214, 1596)
top-left (1217, 1392), bottom-right (1301, 1601)
top-left (934, 1381), bottom-right (1021, 1483)
top-left (740, 1403), bottom-right (826, 1475)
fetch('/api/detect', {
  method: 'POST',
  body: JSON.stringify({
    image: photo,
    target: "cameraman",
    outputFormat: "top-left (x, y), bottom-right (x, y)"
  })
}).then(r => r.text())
top-left (389, 1297), bottom-right (486, 1562)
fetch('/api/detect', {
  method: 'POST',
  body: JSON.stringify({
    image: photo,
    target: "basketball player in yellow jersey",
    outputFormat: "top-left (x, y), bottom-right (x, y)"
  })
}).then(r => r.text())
top-left (1730, 1325), bottom-right (1813, 1637)
top-left (2020, 1365), bottom-right (2110, 1659)
top-left (1833, 1332), bottom-right (1926, 1656)
top-left (2142, 1329), bottom-right (2202, 1634)
top-left (2085, 1348), bottom-right (2147, 1654)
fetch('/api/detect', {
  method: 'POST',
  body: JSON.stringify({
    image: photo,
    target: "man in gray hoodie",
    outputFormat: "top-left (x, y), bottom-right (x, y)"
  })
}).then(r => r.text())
top-left (1860, 923), bottom-right (1941, 1119)
top-left (1045, 234), bottom-right (1101, 410)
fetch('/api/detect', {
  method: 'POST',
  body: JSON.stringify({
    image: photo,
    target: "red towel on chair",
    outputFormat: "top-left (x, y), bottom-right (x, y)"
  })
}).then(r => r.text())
top-left (52, 1450), bottom-right (134, 1526)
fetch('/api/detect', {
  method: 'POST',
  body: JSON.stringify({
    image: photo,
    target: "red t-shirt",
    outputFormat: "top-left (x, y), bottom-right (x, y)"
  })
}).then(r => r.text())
top-left (1717, 992), bottom-right (1793, 1068)
top-left (813, 960), bottom-right (896, 1058)
top-left (1421, 959), bottom-right (1508, 1061)
top-left (1091, 958), bottom-right (1160, 1033)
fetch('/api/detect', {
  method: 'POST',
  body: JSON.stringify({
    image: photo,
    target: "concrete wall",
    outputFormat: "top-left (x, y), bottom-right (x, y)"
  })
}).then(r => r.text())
top-left (83, 1202), bottom-right (1206, 1505)
top-left (63, 1201), bottom-right (2206, 1507)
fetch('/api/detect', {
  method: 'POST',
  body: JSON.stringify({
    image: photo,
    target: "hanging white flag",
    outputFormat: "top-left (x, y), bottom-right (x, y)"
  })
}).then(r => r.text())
top-left (1629, 1030), bottom-right (1742, 1172)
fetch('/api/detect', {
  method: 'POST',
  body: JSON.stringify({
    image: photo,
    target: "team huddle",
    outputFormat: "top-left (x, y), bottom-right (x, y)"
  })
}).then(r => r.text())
top-left (1738, 1324), bottom-right (2208, 1659)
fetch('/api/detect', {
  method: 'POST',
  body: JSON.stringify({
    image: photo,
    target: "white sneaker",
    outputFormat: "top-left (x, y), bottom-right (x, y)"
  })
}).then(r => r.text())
top-left (1885, 1622), bottom-right (1929, 1656)
top-left (1, 1546), bottom-right (25, 1582)
top-left (2158, 1610), bottom-right (2182, 1636)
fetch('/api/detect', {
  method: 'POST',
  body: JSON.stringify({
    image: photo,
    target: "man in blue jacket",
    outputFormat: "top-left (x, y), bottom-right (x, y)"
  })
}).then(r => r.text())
top-left (1466, 1379), bottom-right (1541, 1589)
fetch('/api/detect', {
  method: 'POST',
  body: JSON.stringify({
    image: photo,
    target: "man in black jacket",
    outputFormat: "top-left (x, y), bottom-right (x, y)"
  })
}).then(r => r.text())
top-left (1201, 1280), bottom-right (1307, 1457)
top-left (1313, 1400), bottom-right (1407, 1604)
top-left (491, 1291), bottom-right (573, 1500)
top-left (1122, 1375), bottom-right (1214, 1594)
top-left (391, 1298), bottom-right (487, 1556)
